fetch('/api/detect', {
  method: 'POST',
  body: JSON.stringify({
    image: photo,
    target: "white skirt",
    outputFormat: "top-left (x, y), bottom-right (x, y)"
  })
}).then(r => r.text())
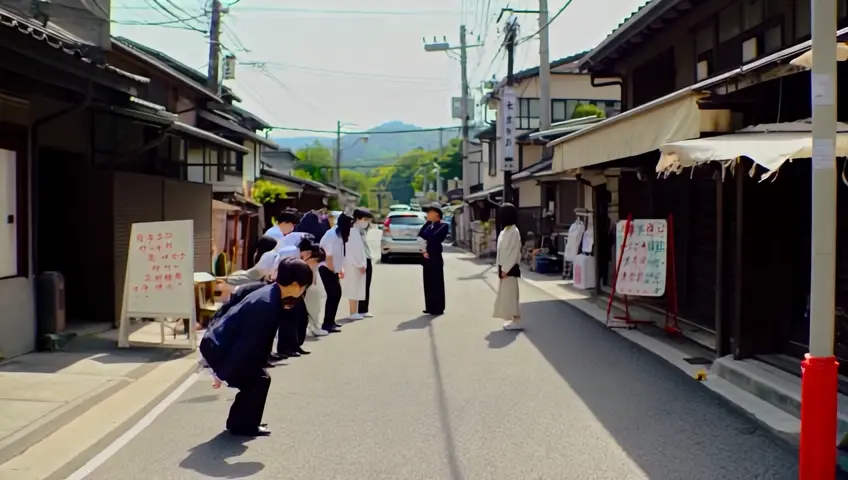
top-left (305, 270), bottom-right (326, 329)
top-left (492, 277), bottom-right (520, 320)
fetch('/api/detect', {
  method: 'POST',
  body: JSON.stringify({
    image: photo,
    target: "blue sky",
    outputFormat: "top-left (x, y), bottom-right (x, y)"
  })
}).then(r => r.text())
top-left (112, 0), bottom-right (648, 137)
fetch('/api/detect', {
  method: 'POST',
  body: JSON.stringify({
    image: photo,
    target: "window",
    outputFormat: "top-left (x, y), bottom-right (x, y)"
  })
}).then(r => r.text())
top-left (719, 5), bottom-right (741, 42)
top-left (389, 214), bottom-right (426, 226)
top-left (0, 150), bottom-right (17, 278)
top-left (488, 141), bottom-right (497, 176)
top-left (764, 25), bottom-right (782, 54)
top-left (518, 98), bottom-right (540, 129)
top-left (796, 0), bottom-right (811, 39)
top-left (743, 0), bottom-right (764, 30)
top-left (552, 100), bottom-right (567, 122)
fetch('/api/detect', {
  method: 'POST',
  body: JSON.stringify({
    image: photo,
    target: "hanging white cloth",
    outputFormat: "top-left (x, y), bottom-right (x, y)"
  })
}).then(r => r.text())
top-left (341, 230), bottom-right (367, 300)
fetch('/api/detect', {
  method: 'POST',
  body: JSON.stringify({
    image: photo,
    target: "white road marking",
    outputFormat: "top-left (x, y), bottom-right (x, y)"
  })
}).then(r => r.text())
top-left (64, 372), bottom-right (200, 480)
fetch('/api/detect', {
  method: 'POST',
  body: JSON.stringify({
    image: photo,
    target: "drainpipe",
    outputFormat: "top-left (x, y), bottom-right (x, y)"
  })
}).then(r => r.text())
top-left (590, 74), bottom-right (625, 111)
top-left (30, 82), bottom-right (93, 275)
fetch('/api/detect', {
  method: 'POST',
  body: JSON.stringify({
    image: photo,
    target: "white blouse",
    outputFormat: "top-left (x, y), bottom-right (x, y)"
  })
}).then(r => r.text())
top-left (319, 227), bottom-right (345, 272)
top-left (496, 226), bottom-right (521, 274)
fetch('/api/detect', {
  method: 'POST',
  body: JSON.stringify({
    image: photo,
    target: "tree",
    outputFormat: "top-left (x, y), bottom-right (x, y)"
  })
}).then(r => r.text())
top-left (252, 179), bottom-right (289, 204)
top-left (572, 103), bottom-right (606, 119)
top-left (294, 140), bottom-right (333, 182)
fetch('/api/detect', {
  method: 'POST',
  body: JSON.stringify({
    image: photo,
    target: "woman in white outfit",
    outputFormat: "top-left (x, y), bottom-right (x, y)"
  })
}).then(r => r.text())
top-left (492, 203), bottom-right (523, 331)
top-left (341, 210), bottom-right (368, 320)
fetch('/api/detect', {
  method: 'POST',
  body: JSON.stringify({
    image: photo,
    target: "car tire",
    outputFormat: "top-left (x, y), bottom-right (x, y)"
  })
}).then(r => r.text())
top-left (380, 254), bottom-right (390, 263)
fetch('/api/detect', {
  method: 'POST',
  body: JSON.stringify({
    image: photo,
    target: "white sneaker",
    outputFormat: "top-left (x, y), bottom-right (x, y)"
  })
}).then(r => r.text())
top-left (310, 326), bottom-right (329, 336)
top-left (348, 313), bottom-right (365, 321)
top-left (362, 312), bottom-right (373, 318)
top-left (503, 321), bottom-right (523, 331)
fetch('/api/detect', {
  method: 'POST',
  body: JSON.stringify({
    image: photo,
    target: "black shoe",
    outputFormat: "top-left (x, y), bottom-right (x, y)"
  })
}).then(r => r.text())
top-left (285, 351), bottom-right (301, 358)
top-left (228, 425), bottom-right (271, 437)
top-left (322, 325), bottom-right (339, 332)
top-left (296, 347), bottom-right (310, 355)
top-left (270, 353), bottom-right (288, 361)
top-left (333, 322), bottom-right (343, 328)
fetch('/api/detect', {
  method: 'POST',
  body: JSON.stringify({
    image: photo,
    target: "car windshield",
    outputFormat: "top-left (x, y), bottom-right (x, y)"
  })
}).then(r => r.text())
top-left (389, 215), bottom-right (425, 226)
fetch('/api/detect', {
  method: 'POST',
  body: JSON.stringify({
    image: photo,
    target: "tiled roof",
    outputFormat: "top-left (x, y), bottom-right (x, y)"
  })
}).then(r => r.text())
top-left (0, 8), bottom-right (148, 84)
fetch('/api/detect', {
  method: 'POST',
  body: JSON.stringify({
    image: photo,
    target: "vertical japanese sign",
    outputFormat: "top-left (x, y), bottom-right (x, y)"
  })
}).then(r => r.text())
top-left (498, 87), bottom-right (518, 172)
top-left (614, 219), bottom-right (668, 297)
top-left (118, 220), bottom-right (196, 349)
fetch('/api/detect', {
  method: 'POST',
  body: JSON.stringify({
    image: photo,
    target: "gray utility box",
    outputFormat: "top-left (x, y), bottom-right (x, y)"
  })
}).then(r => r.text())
top-left (36, 271), bottom-right (66, 335)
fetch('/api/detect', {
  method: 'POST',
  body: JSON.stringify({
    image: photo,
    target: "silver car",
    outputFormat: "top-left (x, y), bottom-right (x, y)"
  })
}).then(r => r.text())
top-left (379, 211), bottom-right (427, 262)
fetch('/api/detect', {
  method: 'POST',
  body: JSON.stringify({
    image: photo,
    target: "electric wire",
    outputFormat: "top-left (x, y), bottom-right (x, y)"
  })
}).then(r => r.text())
top-left (517, 0), bottom-right (574, 44)
top-left (269, 126), bottom-right (462, 135)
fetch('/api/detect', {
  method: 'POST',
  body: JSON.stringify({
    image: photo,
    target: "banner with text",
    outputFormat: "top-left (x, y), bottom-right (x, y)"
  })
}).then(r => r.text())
top-left (497, 87), bottom-right (517, 172)
top-left (614, 219), bottom-right (668, 297)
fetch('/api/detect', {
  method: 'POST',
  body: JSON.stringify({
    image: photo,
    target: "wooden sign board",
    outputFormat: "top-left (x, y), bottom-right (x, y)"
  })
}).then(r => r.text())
top-left (614, 219), bottom-right (668, 297)
top-left (118, 220), bottom-right (197, 349)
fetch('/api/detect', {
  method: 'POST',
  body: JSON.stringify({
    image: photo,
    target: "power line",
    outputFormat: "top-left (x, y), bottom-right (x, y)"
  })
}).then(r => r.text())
top-left (517, 0), bottom-right (574, 44)
top-left (270, 126), bottom-right (462, 135)
top-left (113, 5), bottom-right (464, 15)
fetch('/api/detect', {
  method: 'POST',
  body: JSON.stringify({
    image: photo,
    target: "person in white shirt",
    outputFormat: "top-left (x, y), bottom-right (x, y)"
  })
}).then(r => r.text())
top-left (341, 209), bottom-right (370, 320)
top-left (264, 208), bottom-right (306, 251)
top-left (317, 214), bottom-right (351, 333)
top-left (493, 203), bottom-right (523, 331)
top-left (355, 209), bottom-right (375, 318)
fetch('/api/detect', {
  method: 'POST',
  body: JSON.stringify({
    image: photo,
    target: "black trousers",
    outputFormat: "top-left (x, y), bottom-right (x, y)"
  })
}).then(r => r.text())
top-left (226, 370), bottom-right (271, 432)
top-left (319, 266), bottom-right (342, 329)
top-left (358, 258), bottom-right (373, 313)
top-left (275, 299), bottom-right (305, 354)
top-left (422, 258), bottom-right (445, 314)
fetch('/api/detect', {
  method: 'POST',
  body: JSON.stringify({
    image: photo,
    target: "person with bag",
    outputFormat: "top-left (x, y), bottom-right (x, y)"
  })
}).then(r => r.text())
top-left (493, 203), bottom-right (523, 331)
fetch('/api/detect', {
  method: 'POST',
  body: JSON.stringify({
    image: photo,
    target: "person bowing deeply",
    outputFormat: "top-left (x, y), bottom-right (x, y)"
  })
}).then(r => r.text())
top-left (199, 257), bottom-right (314, 437)
top-left (418, 203), bottom-right (449, 315)
top-left (266, 208), bottom-right (306, 252)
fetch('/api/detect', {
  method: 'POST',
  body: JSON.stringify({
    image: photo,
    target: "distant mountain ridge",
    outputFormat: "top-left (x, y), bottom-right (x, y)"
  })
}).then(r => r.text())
top-left (272, 121), bottom-right (460, 167)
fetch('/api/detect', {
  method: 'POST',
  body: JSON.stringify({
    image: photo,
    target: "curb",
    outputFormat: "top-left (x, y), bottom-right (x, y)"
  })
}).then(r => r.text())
top-left (0, 354), bottom-right (199, 480)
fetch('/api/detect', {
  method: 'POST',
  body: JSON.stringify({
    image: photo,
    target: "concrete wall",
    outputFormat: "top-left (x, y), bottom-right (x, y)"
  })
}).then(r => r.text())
top-left (518, 180), bottom-right (541, 207)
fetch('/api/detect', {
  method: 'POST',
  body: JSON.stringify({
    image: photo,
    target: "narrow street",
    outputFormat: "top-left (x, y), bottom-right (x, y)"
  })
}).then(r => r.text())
top-left (73, 239), bottom-right (799, 480)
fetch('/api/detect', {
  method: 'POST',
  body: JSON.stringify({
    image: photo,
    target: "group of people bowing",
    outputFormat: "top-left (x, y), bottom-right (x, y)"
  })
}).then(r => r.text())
top-left (199, 203), bottom-right (450, 437)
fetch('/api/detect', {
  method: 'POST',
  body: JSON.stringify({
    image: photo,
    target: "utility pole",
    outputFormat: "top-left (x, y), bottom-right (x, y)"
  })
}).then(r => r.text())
top-left (460, 25), bottom-right (470, 201)
top-left (537, 0), bottom-right (551, 131)
top-left (334, 120), bottom-right (343, 203)
top-left (800, 0), bottom-right (838, 478)
top-left (206, 0), bottom-right (222, 93)
top-left (502, 18), bottom-right (518, 205)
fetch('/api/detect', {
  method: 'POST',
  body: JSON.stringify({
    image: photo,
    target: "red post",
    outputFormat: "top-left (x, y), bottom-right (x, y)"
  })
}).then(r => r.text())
top-left (800, 353), bottom-right (839, 480)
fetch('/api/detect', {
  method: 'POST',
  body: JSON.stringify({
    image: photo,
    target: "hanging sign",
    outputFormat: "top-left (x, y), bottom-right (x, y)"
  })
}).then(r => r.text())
top-left (614, 218), bottom-right (668, 296)
top-left (498, 86), bottom-right (517, 172)
top-left (118, 220), bottom-right (197, 349)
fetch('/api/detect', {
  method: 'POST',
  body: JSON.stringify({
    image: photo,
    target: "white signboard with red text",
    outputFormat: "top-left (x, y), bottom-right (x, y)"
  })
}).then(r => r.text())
top-left (118, 220), bottom-right (196, 349)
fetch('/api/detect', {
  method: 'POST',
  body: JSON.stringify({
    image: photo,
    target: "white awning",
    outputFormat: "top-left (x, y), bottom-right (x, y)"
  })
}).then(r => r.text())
top-left (550, 91), bottom-right (705, 173)
top-left (656, 121), bottom-right (848, 180)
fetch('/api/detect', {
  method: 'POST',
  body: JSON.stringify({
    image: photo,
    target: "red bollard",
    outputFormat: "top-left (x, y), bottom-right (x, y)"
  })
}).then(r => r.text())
top-left (800, 353), bottom-right (839, 480)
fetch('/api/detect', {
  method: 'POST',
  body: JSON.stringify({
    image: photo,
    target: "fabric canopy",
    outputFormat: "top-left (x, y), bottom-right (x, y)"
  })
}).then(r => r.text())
top-left (656, 121), bottom-right (848, 180)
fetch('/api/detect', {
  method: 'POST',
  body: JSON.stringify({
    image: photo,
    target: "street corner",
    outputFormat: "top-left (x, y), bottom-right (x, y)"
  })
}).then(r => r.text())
top-left (0, 347), bottom-right (199, 480)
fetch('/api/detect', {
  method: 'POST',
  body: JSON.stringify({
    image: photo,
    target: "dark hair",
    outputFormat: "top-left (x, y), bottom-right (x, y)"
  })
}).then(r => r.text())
top-left (499, 202), bottom-right (518, 227)
top-left (336, 213), bottom-right (352, 243)
top-left (277, 207), bottom-right (300, 225)
top-left (353, 208), bottom-right (373, 220)
top-left (275, 257), bottom-right (314, 287)
top-left (297, 235), bottom-right (327, 263)
top-left (252, 235), bottom-right (279, 266)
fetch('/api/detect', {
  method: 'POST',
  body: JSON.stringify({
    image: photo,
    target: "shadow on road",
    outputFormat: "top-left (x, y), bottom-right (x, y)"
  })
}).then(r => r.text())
top-left (179, 432), bottom-right (265, 478)
top-left (427, 323), bottom-right (464, 480)
top-left (517, 298), bottom-right (799, 479)
top-left (180, 394), bottom-right (221, 404)
top-left (484, 329), bottom-right (520, 349)
top-left (396, 314), bottom-right (436, 331)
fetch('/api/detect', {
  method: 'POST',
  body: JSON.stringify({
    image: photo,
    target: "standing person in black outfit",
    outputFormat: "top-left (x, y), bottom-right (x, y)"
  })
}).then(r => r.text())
top-left (318, 213), bottom-right (351, 333)
top-left (418, 203), bottom-right (450, 315)
top-left (199, 257), bottom-right (313, 437)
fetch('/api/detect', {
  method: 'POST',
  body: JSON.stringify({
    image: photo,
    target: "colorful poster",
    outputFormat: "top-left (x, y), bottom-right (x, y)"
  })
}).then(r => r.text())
top-left (614, 219), bottom-right (668, 297)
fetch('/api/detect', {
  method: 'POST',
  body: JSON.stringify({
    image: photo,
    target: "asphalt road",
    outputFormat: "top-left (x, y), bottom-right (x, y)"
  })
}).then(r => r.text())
top-left (77, 236), bottom-right (799, 480)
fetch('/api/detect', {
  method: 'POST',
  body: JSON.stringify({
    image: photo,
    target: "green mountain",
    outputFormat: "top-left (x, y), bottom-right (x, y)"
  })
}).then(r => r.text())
top-left (272, 121), bottom-right (460, 167)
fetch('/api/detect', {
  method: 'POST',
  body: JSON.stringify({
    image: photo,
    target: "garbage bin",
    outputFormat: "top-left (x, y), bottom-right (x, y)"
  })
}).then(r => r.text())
top-left (36, 271), bottom-right (66, 335)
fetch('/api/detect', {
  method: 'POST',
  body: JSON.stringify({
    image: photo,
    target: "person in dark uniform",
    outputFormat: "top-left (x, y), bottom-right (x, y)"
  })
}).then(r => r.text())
top-left (199, 257), bottom-right (313, 437)
top-left (271, 235), bottom-right (323, 360)
top-left (418, 203), bottom-right (449, 315)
